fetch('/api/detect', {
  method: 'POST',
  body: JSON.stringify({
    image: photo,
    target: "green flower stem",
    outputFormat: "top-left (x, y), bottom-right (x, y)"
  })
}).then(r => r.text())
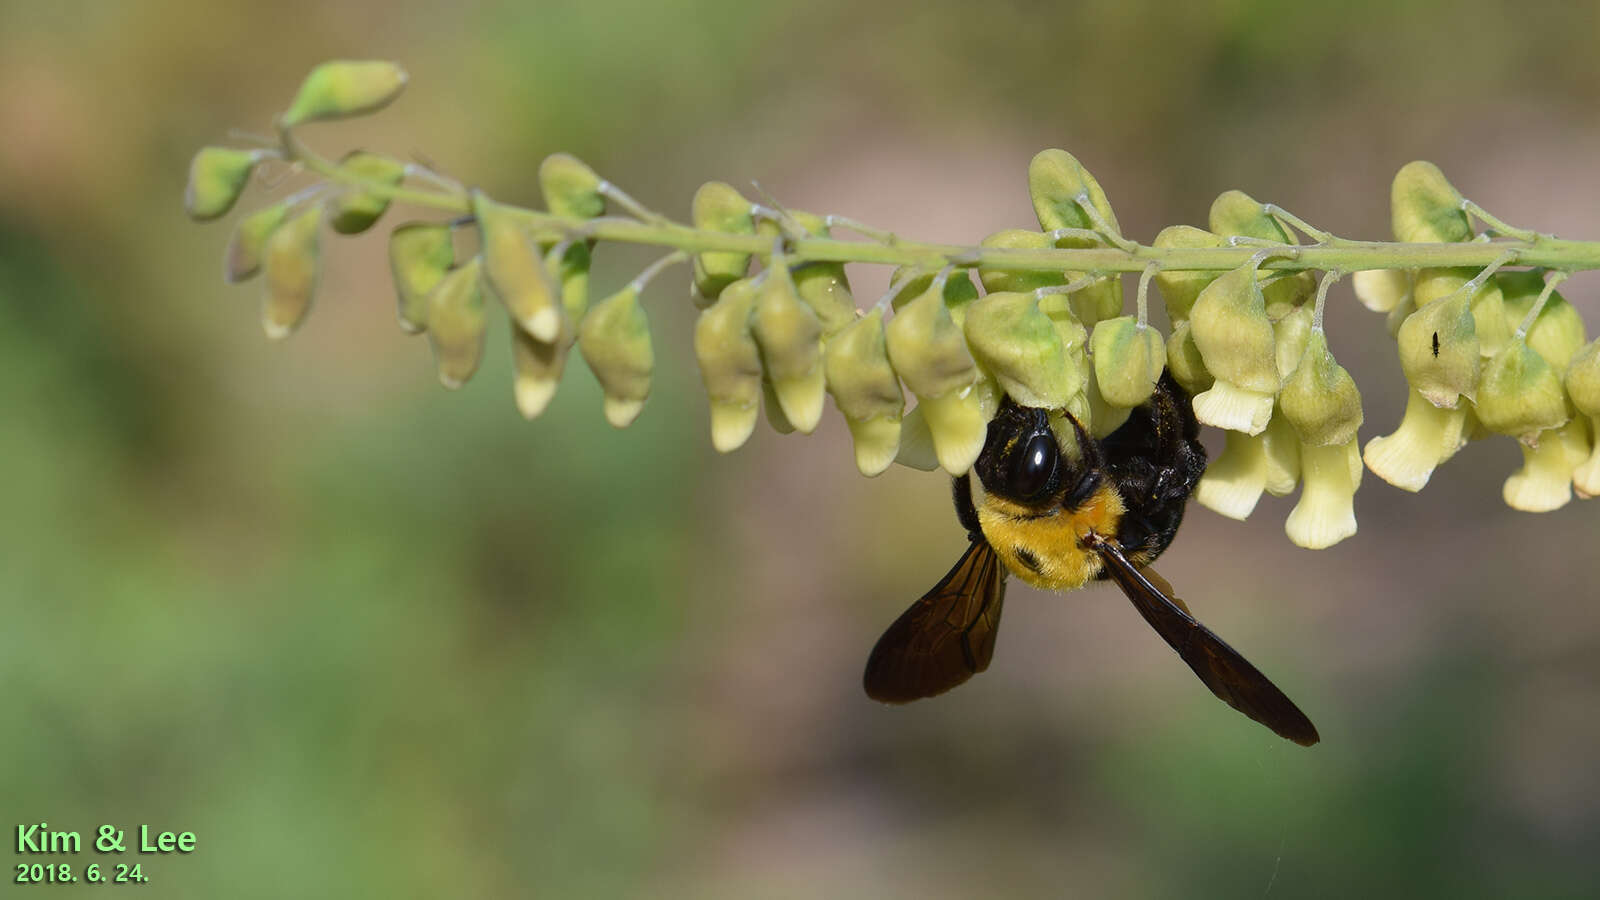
top-left (281, 127), bottom-right (1600, 277)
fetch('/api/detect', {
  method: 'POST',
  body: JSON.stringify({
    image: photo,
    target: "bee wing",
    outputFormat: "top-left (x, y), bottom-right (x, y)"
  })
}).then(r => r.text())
top-left (863, 540), bottom-right (1007, 704)
top-left (1092, 536), bottom-right (1321, 746)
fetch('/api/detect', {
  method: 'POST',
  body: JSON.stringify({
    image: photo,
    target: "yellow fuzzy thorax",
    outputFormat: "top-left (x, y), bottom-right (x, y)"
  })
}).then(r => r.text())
top-left (976, 482), bottom-right (1126, 590)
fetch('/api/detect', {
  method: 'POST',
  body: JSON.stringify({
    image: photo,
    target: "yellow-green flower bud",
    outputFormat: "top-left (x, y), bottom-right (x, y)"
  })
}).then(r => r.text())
top-left (1390, 161), bottom-right (1472, 243)
top-left (1028, 149), bottom-right (1124, 327)
top-left (1189, 265), bottom-right (1279, 434)
top-left (886, 280), bottom-right (979, 400)
top-left (1260, 412), bottom-right (1302, 497)
top-left (1151, 226), bottom-right (1223, 321)
top-left (893, 405), bottom-right (939, 472)
top-left (387, 222), bottom-right (454, 334)
top-left (1165, 320), bottom-right (1213, 395)
top-left (1352, 269), bottom-right (1411, 314)
top-left (425, 258), bottom-right (486, 389)
top-left (1363, 387), bottom-right (1467, 491)
top-left (511, 321), bottom-right (574, 420)
top-left (917, 377), bottom-right (1001, 476)
top-left (886, 278), bottom-right (993, 473)
top-left (1028, 148), bottom-right (1121, 238)
top-left (185, 147), bottom-right (266, 221)
top-left (1565, 339), bottom-right (1600, 418)
top-left (1090, 316), bottom-right (1164, 409)
top-left (326, 151), bottom-right (406, 234)
top-left (1195, 429), bottom-right (1269, 520)
top-left (224, 200), bottom-right (290, 283)
top-left (539, 153), bottom-right (605, 219)
top-left (1397, 288), bottom-right (1478, 408)
top-left (1280, 330), bottom-right (1363, 446)
top-left (751, 267), bottom-right (826, 433)
top-left (977, 230), bottom-right (1067, 295)
top-left (1085, 373), bottom-right (1132, 437)
top-left (824, 309), bottom-right (904, 476)
top-left (260, 206), bottom-right (322, 339)
top-left (1503, 419), bottom-right (1592, 512)
top-left (578, 284), bottom-right (653, 427)
top-left (1274, 303), bottom-right (1315, 381)
top-left (963, 291), bottom-right (1075, 408)
top-left (889, 267), bottom-right (981, 324)
top-left (1475, 338), bottom-right (1569, 442)
top-left (508, 243), bottom-right (592, 415)
top-left (1285, 439), bottom-right (1360, 549)
top-left (474, 191), bottom-right (561, 342)
top-left (1208, 191), bottom-right (1315, 315)
top-left (1572, 416), bottom-right (1600, 499)
top-left (280, 60), bottom-right (407, 127)
top-left (694, 278), bottom-right (763, 452)
top-left (690, 181), bottom-right (756, 301)
top-left (1500, 274), bottom-right (1588, 369)
top-left (781, 212), bottom-right (856, 336)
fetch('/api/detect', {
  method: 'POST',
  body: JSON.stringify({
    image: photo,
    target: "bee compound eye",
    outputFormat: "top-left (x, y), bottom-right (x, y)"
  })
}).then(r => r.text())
top-left (1008, 433), bottom-right (1058, 498)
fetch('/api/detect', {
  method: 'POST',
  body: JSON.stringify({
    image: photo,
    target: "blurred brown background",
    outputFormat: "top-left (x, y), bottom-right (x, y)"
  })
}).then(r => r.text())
top-left (3, 1), bottom-right (1598, 896)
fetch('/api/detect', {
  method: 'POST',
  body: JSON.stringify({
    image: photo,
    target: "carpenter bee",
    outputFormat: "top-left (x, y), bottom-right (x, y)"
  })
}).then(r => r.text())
top-left (864, 374), bottom-right (1320, 746)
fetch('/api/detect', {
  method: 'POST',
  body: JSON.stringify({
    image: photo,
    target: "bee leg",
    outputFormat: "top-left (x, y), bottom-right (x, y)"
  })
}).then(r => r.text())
top-left (952, 474), bottom-right (982, 542)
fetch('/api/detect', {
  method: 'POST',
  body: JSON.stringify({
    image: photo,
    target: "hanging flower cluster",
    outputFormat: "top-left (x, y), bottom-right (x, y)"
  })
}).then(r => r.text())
top-left (185, 61), bottom-right (1600, 552)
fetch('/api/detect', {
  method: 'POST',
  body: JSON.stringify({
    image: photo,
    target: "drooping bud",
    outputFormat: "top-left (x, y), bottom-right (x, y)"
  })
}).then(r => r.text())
top-left (694, 278), bottom-right (763, 452)
top-left (424, 258), bottom-right (486, 389)
top-left (1565, 338), bottom-right (1600, 418)
top-left (1028, 149), bottom-right (1124, 327)
top-left (1503, 419), bottom-right (1592, 512)
top-left (1189, 265), bottom-right (1279, 434)
top-left (1280, 330), bottom-right (1364, 446)
top-left (893, 405), bottom-right (939, 472)
top-left (280, 60), bottom-right (408, 127)
top-left (578, 284), bottom-right (653, 427)
top-left (690, 182), bottom-right (756, 302)
top-left (1396, 287), bottom-right (1478, 408)
top-left (511, 325), bottom-right (570, 420)
top-left (326, 151), bottom-right (406, 234)
top-left (977, 230), bottom-right (1067, 296)
top-left (1195, 429), bottom-right (1269, 520)
top-left (1090, 316), bottom-right (1165, 409)
top-left (1363, 387), bottom-right (1469, 491)
top-left (1028, 148), bottom-right (1122, 238)
top-left (260, 206), bottom-right (322, 339)
top-left (1260, 412), bottom-right (1303, 497)
top-left (224, 200), bottom-right (290, 283)
top-left (889, 267), bottom-right (981, 322)
top-left (963, 291), bottom-right (1075, 408)
top-left (1273, 303), bottom-right (1315, 381)
top-left (1207, 191), bottom-right (1314, 315)
top-left (1285, 439), bottom-right (1360, 549)
top-left (538, 153), bottom-right (605, 219)
top-left (1390, 161), bottom-right (1472, 243)
top-left (185, 147), bottom-right (266, 221)
top-left (1474, 338), bottom-right (1569, 442)
top-left (1151, 226), bottom-right (1223, 321)
top-left (474, 191), bottom-right (561, 342)
top-left (1083, 365), bottom-right (1131, 438)
top-left (886, 278), bottom-right (990, 473)
top-left (1566, 343), bottom-right (1600, 496)
top-left (824, 309), bottom-right (904, 476)
top-left (1165, 320), bottom-right (1213, 395)
top-left (751, 265), bottom-right (825, 433)
top-left (1352, 268), bottom-right (1410, 313)
top-left (783, 212), bottom-right (857, 335)
top-left (1499, 272), bottom-right (1588, 370)
top-left (387, 222), bottom-right (454, 334)
top-left (508, 244), bottom-right (591, 420)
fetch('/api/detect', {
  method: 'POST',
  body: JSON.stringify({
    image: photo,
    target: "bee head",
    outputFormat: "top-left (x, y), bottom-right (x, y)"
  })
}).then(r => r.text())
top-left (974, 400), bottom-right (1089, 508)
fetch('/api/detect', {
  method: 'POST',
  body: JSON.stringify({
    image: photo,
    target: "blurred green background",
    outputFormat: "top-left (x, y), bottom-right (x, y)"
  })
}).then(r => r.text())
top-left (4, 1), bottom-right (1599, 896)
